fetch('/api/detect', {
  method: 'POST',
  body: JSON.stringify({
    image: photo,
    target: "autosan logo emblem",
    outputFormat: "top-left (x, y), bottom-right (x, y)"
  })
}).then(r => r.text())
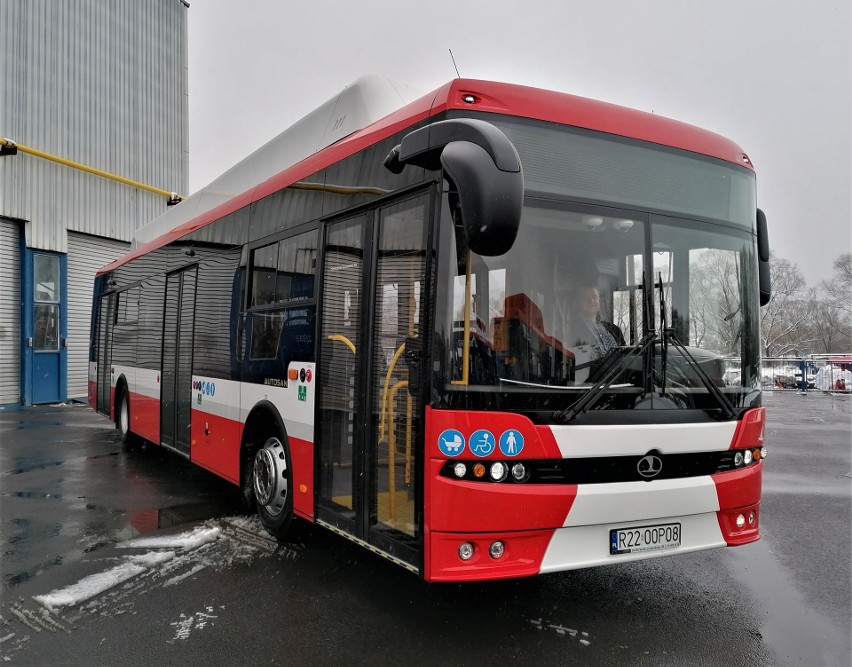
top-left (637, 454), bottom-right (663, 479)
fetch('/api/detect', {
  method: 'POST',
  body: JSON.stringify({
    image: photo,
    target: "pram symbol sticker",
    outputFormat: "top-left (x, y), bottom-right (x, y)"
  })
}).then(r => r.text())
top-left (499, 430), bottom-right (524, 456)
top-left (470, 429), bottom-right (496, 457)
top-left (438, 429), bottom-right (465, 457)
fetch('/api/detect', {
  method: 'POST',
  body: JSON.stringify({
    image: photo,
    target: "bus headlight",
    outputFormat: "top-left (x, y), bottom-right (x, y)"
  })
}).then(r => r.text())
top-left (511, 463), bottom-right (528, 482)
top-left (734, 451), bottom-right (744, 467)
top-left (744, 449), bottom-right (753, 465)
top-left (453, 462), bottom-right (467, 478)
top-left (490, 462), bottom-right (508, 482)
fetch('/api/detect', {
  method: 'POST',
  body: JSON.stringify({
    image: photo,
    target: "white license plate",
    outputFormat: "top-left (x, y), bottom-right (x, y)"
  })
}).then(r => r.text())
top-left (610, 523), bottom-right (681, 555)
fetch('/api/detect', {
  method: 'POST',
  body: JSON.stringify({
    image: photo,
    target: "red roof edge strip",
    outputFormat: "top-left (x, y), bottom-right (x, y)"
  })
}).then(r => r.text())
top-left (435, 80), bottom-right (752, 169)
top-left (98, 79), bottom-right (752, 276)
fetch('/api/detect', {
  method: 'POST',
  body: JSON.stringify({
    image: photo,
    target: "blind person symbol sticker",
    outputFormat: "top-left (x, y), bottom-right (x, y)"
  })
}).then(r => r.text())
top-left (438, 429), bottom-right (465, 457)
top-left (499, 430), bottom-right (524, 456)
top-left (470, 429), bottom-right (496, 457)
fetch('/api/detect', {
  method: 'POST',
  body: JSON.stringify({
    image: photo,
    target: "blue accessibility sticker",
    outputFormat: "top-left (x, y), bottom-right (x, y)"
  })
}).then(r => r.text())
top-left (438, 429), bottom-right (465, 457)
top-left (469, 429), bottom-right (496, 457)
top-left (499, 429), bottom-right (524, 456)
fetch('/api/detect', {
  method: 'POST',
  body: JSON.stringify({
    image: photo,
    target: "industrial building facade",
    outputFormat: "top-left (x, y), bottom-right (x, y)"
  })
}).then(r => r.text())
top-left (0, 0), bottom-right (188, 404)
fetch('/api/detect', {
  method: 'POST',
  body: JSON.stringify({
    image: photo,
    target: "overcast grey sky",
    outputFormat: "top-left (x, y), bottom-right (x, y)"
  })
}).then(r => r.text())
top-left (187, 0), bottom-right (850, 285)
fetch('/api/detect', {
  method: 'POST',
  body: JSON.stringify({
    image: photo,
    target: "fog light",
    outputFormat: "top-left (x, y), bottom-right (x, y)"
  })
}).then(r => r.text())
top-left (458, 542), bottom-right (474, 561)
top-left (472, 463), bottom-right (486, 478)
top-left (453, 462), bottom-right (467, 478)
top-left (744, 449), bottom-right (753, 465)
top-left (490, 462), bottom-right (508, 482)
top-left (489, 541), bottom-right (505, 559)
top-left (511, 463), bottom-right (528, 482)
top-left (760, 447), bottom-right (768, 459)
top-left (734, 451), bottom-right (744, 467)
top-left (748, 511), bottom-right (756, 526)
top-left (736, 513), bottom-right (746, 528)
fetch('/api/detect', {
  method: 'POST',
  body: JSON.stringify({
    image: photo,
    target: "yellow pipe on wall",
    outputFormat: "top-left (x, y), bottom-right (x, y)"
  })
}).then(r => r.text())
top-left (0, 137), bottom-right (184, 203)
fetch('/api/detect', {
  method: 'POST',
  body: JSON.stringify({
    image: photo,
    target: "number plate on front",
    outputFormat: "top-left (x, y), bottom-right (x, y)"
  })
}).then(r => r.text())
top-left (610, 523), bottom-right (681, 555)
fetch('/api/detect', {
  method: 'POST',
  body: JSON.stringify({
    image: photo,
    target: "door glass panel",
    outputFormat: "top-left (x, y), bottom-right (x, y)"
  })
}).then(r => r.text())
top-left (33, 304), bottom-right (59, 351)
top-left (318, 216), bottom-right (364, 518)
top-left (370, 198), bottom-right (427, 540)
top-left (34, 254), bottom-right (59, 302)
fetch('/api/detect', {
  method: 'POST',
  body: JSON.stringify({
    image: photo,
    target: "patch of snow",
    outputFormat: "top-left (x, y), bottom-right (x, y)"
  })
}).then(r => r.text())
top-left (33, 563), bottom-right (145, 612)
top-left (127, 551), bottom-right (176, 567)
top-left (169, 607), bottom-right (218, 641)
top-left (119, 526), bottom-right (221, 551)
top-left (164, 564), bottom-right (208, 587)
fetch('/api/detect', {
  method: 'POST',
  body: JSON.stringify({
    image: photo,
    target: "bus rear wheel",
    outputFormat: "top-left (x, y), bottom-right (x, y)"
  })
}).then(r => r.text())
top-left (117, 390), bottom-right (138, 447)
top-left (252, 434), bottom-right (294, 540)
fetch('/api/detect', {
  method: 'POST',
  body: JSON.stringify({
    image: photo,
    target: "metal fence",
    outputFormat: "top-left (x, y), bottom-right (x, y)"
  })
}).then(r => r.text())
top-left (760, 356), bottom-right (852, 392)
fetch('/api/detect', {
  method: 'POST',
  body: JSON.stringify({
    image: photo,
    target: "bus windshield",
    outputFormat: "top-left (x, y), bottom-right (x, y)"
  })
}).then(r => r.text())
top-left (433, 122), bottom-right (760, 422)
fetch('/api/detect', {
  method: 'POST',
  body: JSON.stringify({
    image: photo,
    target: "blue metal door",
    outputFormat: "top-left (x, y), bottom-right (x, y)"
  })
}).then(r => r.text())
top-left (31, 253), bottom-right (65, 404)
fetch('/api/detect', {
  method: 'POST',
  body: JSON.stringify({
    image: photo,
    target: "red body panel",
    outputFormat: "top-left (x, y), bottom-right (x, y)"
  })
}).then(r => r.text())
top-left (428, 529), bottom-right (555, 582)
top-left (713, 463), bottom-right (762, 546)
top-left (713, 463), bottom-right (762, 509)
top-left (88, 380), bottom-right (96, 410)
top-left (429, 460), bottom-right (576, 533)
top-left (729, 407), bottom-right (766, 449)
top-left (289, 436), bottom-right (315, 520)
top-left (190, 410), bottom-right (242, 485)
top-left (131, 392), bottom-right (161, 445)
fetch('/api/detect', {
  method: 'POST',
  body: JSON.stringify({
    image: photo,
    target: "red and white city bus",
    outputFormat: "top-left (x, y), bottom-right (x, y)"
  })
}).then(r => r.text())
top-left (89, 78), bottom-right (771, 582)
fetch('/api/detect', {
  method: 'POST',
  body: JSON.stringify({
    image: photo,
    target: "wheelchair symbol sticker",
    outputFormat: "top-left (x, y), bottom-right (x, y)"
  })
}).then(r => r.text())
top-left (470, 429), bottom-right (496, 457)
top-left (499, 430), bottom-right (524, 456)
top-left (438, 429), bottom-right (465, 457)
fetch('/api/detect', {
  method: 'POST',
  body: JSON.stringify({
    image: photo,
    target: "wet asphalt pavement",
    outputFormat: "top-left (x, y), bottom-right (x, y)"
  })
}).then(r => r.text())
top-left (1, 392), bottom-right (850, 666)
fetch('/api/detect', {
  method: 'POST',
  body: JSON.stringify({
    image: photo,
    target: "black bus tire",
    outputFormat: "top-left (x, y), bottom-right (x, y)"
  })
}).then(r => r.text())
top-left (251, 431), bottom-right (295, 541)
top-left (117, 390), bottom-right (139, 448)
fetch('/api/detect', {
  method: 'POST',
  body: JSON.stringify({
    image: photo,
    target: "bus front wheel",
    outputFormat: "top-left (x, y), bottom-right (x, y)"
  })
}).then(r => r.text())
top-left (252, 434), bottom-right (294, 540)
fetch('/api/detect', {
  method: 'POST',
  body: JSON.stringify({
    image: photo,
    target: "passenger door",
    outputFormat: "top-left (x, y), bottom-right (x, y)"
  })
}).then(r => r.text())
top-left (160, 264), bottom-right (197, 456)
top-left (316, 192), bottom-right (430, 569)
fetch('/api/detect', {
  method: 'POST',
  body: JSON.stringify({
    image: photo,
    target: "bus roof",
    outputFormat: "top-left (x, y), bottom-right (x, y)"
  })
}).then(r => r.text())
top-left (98, 78), bottom-right (753, 276)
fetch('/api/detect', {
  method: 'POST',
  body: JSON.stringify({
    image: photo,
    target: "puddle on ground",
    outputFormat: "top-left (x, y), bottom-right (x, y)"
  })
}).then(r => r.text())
top-left (3, 499), bottom-right (245, 595)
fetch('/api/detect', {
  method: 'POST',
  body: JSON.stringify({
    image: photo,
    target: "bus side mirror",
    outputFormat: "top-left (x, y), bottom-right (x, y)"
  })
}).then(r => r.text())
top-left (385, 119), bottom-right (524, 256)
top-left (756, 208), bottom-right (771, 306)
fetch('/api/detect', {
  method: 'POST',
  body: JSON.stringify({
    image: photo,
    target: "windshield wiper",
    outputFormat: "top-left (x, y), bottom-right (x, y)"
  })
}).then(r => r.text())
top-left (657, 272), bottom-right (736, 420)
top-left (553, 331), bottom-right (657, 423)
top-left (555, 272), bottom-right (656, 424)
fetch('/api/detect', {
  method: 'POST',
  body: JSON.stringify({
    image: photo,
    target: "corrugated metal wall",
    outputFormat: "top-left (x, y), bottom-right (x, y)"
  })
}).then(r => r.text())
top-left (0, 220), bottom-right (21, 404)
top-left (0, 0), bottom-right (188, 253)
top-left (67, 232), bottom-right (130, 398)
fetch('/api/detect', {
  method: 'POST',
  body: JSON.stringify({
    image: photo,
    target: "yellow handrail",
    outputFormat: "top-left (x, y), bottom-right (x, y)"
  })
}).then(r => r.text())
top-left (0, 137), bottom-right (184, 203)
top-left (326, 334), bottom-right (356, 354)
top-left (379, 342), bottom-right (406, 441)
top-left (387, 379), bottom-right (409, 521)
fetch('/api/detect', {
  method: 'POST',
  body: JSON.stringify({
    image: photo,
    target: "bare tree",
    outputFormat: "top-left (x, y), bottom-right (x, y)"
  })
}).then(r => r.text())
top-left (760, 254), bottom-right (817, 356)
top-left (819, 253), bottom-right (852, 341)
